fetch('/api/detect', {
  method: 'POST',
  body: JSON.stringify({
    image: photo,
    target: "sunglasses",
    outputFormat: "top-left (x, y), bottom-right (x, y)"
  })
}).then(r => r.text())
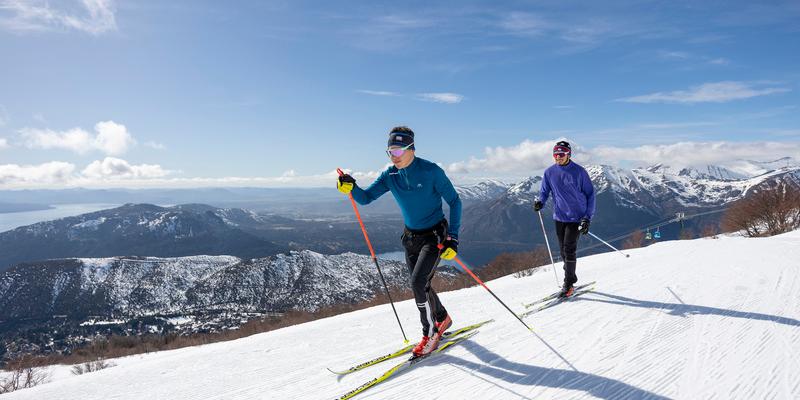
top-left (553, 152), bottom-right (569, 158)
top-left (386, 143), bottom-right (414, 157)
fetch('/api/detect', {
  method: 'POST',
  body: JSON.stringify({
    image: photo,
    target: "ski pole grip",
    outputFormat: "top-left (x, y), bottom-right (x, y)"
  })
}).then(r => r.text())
top-left (336, 168), bottom-right (344, 176)
top-left (437, 244), bottom-right (443, 250)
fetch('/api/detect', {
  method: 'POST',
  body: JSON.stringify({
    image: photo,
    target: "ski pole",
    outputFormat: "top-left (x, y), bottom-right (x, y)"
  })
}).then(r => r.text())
top-left (337, 168), bottom-right (409, 344)
top-left (537, 209), bottom-right (560, 288)
top-left (442, 245), bottom-right (536, 333)
top-left (588, 231), bottom-right (630, 258)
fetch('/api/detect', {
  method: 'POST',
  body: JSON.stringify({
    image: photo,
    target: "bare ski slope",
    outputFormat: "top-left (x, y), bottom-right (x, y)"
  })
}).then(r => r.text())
top-left (5, 231), bottom-right (800, 399)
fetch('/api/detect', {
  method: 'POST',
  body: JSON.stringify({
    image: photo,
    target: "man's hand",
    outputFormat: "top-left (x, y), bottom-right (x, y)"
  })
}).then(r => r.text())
top-left (533, 200), bottom-right (544, 212)
top-left (578, 218), bottom-right (590, 235)
top-left (440, 237), bottom-right (458, 260)
top-left (337, 174), bottom-right (356, 194)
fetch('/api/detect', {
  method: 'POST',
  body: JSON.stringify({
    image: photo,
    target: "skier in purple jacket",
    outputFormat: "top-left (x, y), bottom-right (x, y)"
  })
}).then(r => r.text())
top-left (534, 141), bottom-right (596, 297)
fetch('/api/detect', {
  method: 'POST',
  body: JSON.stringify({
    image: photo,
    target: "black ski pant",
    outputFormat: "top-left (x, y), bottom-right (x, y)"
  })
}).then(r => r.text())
top-left (402, 225), bottom-right (448, 338)
top-left (554, 220), bottom-right (580, 286)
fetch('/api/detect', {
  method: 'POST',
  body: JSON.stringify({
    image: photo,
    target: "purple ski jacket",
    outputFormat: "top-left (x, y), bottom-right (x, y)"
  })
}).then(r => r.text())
top-left (539, 161), bottom-right (596, 223)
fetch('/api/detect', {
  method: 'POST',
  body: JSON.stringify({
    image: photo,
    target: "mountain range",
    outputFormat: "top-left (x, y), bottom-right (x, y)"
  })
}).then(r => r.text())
top-left (457, 159), bottom-right (800, 263)
top-left (1, 159), bottom-right (798, 270)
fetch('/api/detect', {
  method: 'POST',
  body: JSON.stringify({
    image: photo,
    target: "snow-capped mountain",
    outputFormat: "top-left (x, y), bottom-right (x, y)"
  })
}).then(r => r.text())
top-left (723, 156), bottom-right (798, 177)
top-left (465, 159), bottom-right (800, 211)
top-left (0, 251), bottom-right (417, 323)
top-left (591, 162), bottom-right (800, 211)
top-left (505, 176), bottom-right (543, 204)
top-left (455, 180), bottom-right (511, 202)
top-left (457, 161), bottom-right (800, 265)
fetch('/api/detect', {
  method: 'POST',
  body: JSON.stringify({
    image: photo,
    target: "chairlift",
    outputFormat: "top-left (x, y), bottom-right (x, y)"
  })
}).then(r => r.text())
top-left (645, 228), bottom-right (652, 240)
top-left (654, 228), bottom-right (661, 239)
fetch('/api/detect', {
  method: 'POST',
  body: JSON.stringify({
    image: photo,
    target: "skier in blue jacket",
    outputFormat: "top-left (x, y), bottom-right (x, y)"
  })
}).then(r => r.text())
top-left (337, 126), bottom-right (461, 356)
top-left (534, 141), bottom-right (596, 297)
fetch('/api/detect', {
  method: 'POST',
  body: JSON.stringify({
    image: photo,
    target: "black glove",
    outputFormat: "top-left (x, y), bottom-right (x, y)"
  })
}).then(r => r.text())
top-left (440, 237), bottom-right (458, 260)
top-left (337, 174), bottom-right (356, 194)
top-left (578, 218), bottom-right (590, 235)
top-left (339, 174), bottom-right (355, 184)
top-left (533, 200), bottom-right (544, 212)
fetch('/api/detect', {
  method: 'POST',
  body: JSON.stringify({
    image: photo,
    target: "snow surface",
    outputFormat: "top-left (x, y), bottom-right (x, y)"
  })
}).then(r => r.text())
top-left (4, 231), bottom-right (800, 399)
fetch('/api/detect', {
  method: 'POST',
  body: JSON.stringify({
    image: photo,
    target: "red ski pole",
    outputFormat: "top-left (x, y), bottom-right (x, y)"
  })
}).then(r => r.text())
top-left (337, 168), bottom-right (409, 343)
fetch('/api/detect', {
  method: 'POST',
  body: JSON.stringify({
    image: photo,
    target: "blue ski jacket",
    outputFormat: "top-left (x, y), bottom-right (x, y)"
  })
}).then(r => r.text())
top-left (539, 161), bottom-right (596, 223)
top-left (351, 157), bottom-right (462, 239)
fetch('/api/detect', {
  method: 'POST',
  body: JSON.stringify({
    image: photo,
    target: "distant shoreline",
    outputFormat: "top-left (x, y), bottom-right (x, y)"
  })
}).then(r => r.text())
top-left (0, 203), bottom-right (54, 214)
top-left (0, 203), bottom-right (121, 234)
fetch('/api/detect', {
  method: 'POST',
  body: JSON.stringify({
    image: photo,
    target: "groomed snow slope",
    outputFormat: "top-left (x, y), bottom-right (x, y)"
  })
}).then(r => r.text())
top-left (5, 231), bottom-right (800, 399)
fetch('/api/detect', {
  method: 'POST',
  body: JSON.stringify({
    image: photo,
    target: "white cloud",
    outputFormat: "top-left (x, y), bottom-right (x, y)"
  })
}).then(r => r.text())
top-left (357, 90), bottom-right (465, 104)
top-left (81, 157), bottom-right (169, 179)
top-left (0, 162), bottom-right (388, 189)
top-left (21, 120), bottom-right (134, 155)
top-left (659, 51), bottom-right (691, 60)
top-left (0, 161), bottom-right (76, 185)
top-left (655, 50), bottom-right (731, 67)
top-left (634, 122), bottom-right (718, 129)
top-left (0, 138), bottom-right (8, 149)
top-left (498, 12), bottom-right (651, 51)
top-left (93, 121), bottom-right (134, 155)
top-left (9, 139), bottom-right (799, 189)
top-left (276, 169), bottom-right (297, 182)
top-left (0, 0), bottom-right (117, 34)
top-left (590, 142), bottom-right (800, 170)
top-left (21, 127), bottom-right (92, 153)
top-left (447, 139), bottom-right (558, 174)
top-left (144, 141), bottom-right (166, 150)
top-left (343, 13), bottom-right (438, 52)
top-left (0, 157), bottom-right (173, 188)
top-left (81, 168), bottom-right (384, 189)
top-left (617, 81), bottom-right (791, 104)
top-left (416, 92), bottom-right (464, 104)
top-left (500, 12), bottom-right (550, 37)
top-left (357, 90), bottom-right (400, 97)
top-left (445, 138), bottom-right (800, 178)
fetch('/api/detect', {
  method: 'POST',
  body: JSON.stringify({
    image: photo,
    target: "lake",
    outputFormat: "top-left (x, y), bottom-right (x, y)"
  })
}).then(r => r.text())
top-left (0, 203), bottom-right (120, 233)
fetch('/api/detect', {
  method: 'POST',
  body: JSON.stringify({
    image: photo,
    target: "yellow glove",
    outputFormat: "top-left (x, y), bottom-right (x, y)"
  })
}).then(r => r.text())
top-left (337, 174), bottom-right (355, 195)
top-left (440, 237), bottom-right (458, 260)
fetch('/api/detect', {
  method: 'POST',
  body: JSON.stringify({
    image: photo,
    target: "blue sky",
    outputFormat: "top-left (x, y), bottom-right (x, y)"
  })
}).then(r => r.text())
top-left (1, 0), bottom-right (799, 188)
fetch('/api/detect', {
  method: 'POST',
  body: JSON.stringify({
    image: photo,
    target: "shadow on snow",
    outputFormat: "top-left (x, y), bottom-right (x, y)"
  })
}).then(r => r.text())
top-left (427, 339), bottom-right (670, 400)
top-left (581, 291), bottom-right (800, 327)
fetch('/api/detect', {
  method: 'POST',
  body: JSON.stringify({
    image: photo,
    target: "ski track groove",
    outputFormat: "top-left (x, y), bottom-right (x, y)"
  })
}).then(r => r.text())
top-left (681, 283), bottom-right (709, 400)
top-left (585, 279), bottom-right (649, 398)
top-left (702, 276), bottom-right (757, 400)
top-left (769, 264), bottom-right (800, 399)
top-left (608, 288), bottom-right (671, 395)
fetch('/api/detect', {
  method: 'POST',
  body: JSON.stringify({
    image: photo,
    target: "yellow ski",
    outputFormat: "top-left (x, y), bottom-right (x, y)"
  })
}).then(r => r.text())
top-left (327, 319), bottom-right (492, 375)
top-left (337, 331), bottom-right (479, 400)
